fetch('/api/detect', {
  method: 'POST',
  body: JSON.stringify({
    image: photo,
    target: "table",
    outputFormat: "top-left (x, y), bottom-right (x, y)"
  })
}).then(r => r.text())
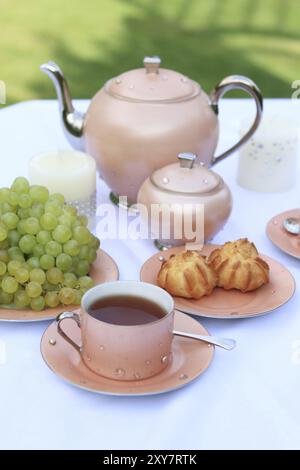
top-left (0, 99), bottom-right (299, 450)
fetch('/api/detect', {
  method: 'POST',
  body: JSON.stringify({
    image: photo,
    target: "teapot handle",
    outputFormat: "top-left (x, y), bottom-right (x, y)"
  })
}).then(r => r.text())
top-left (209, 75), bottom-right (263, 165)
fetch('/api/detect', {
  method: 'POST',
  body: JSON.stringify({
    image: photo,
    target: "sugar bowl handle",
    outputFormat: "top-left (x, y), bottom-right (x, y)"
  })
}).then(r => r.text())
top-left (209, 75), bottom-right (263, 165)
top-left (56, 311), bottom-right (82, 354)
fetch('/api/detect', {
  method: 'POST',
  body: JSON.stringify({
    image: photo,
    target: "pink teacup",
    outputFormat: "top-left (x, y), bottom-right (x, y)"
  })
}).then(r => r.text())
top-left (56, 281), bottom-right (174, 381)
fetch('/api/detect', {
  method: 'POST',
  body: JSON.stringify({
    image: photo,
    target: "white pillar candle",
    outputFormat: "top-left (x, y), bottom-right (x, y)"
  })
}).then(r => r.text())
top-left (237, 115), bottom-right (299, 192)
top-left (28, 150), bottom-right (96, 201)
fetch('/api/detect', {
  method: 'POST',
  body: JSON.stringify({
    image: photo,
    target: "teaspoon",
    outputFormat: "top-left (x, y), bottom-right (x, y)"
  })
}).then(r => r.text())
top-left (283, 217), bottom-right (300, 235)
top-left (173, 330), bottom-right (236, 350)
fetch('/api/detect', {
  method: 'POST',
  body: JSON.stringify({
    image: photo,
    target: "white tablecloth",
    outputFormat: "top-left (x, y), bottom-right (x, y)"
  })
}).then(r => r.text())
top-left (0, 99), bottom-right (300, 450)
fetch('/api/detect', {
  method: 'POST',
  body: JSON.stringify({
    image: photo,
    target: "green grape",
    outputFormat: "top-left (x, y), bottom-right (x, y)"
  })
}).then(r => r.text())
top-left (45, 291), bottom-right (60, 308)
top-left (0, 240), bottom-right (8, 249)
top-left (19, 234), bottom-right (36, 254)
top-left (48, 193), bottom-right (65, 205)
top-left (0, 188), bottom-right (10, 203)
top-left (75, 260), bottom-right (90, 276)
top-left (58, 287), bottom-right (76, 305)
top-left (36, 230), bottom-right (51, 245)
top-left (7, 229), bottom-right (21, 246)
top-left (78, 245), bottom-right (89, 260)
top-left (17, 208), bottom-right (30, 219)
top-left (78, 215), bottom-right (88, 226)
top-left (24, 217), bottom-right (40, 235)
top-left (70, 255), bottom-right (79, 267)
top-left (71, 220), bottom-right (81, 229)
top-left (30, 296), bottom-right (45, 311)
top-left (2, 276), bottom-right (18, 293)
top-left (79, 287), bottom-right (90, 295)
top-left (8, 247), bottom-right (25, 262)
top-left (42, 281), bottom-right (58, 292)
top-left (7, 260), bottom-right (22, 275)
top-left (63, 239), bottom-right (80, 256)
top-left (58, 214), bottom-right (73, 227)
top-left (33, 244), bottom-right (45, 258)
top-left (40, 212), bottom-right (57, 230)
top-left (56, 253), bottom-right (72, 272)
top-left (70, 219), bottom-right (80, 228)
top-left (45, 201), bottom-right (62, 217)
top-left (46, 267), bottom-right (64, 285)
top-left (29, 203), bottom-right (44, 218)
top-left (0, 290), bottom-right (13, 305)
top-left (67, 265), bottom-right (75, 274)
top-left (0, 225), bottom-right (7, 242)
top-left (79, 276), bottom-right (94, 290)
top-left (26, 281), bottom-right (42, 298)
top-left (15, 267), bottom-right (30, 284)
top-left (17, 219), bottom-right (27, 235)
top-left (71, 254), bottom-right (79, 264)
top-left (87, 248), bottom-right (97, 263)
top-left (64, 206), bottom-right (77, 217)
top-left (18, 193), bottom-right (32, 209)
top-left (2, 212), bottom-right (19, 229)
top-left (11, 177), bottom-right (30, 193)
top-left (29, 268), bottom-right (46, 284)
top-left (52, 224), bottom-right (71, 243)
top-left (63, 272), bottom-right (77, 288)
top-left (26, 257), bottom-right (40, 269)
top-left (29, 185), bottom-right (49, 203)
top-left (0, 261), bottom-right (6, 276)
top-left (0, 249), bottom-right (9, 263)
top-left (73, 226), bottom-right (91, 245)
top-left (1, 202), bottom-right (15, 213)
top-left (14, 289), bottom-right (30, 308)
top-left (89, 235), bottom-right (100, 250)
top-left (45, 240), bottom-right (62, 257)
top-left (72, 289), bottom-right (82, 305)
top-left (40, 254), bottom-right (55, 270)
top-left (14, 290), bottom-right (30, 308)
top-left (8, 191), bottom-right (19, 206)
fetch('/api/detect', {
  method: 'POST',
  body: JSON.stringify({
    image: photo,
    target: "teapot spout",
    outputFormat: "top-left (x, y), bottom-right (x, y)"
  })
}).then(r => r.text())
top-left (40, 61), bottom-right (85, 150)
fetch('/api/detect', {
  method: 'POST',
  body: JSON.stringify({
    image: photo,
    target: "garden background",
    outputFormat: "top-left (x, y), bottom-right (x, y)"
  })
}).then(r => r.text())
top-left (1, 0), bottom-right (299, 104)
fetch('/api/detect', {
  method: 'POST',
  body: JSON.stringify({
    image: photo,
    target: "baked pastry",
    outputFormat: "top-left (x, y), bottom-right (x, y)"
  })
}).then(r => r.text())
top-left (207, 238), bottom-right (269, 292)
top-left (157, 250), bottom-right (217, 299)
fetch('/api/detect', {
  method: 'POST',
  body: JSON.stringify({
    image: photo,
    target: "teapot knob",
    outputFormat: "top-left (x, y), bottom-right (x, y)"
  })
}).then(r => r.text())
top-left (178, 152), bottom-right (197, 169)
top-left (143, 56), bottom-right (161, 74)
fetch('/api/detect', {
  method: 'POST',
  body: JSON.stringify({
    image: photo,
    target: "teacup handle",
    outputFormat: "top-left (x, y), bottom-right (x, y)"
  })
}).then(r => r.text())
top-left (56, 311), bottom-right (82, 354)
top-left (209, 75), bottom-right (263, 165)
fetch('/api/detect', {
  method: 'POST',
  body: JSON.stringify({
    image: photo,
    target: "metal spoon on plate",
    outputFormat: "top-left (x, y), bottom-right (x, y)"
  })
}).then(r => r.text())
top-left (173, 330), bottom-right (236, 350)
top-left (283, 217), bottom-right (300, 235)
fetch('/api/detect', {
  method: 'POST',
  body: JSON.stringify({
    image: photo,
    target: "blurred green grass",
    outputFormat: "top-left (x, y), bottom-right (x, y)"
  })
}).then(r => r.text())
top-left (1, 0), bottom-right (300, 104)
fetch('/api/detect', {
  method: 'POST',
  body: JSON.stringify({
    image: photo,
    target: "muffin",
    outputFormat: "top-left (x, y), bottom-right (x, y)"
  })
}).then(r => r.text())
top-left (207, 238), bottom-right (269, 292)
top-left (157, 250), bottom-right (217, 299)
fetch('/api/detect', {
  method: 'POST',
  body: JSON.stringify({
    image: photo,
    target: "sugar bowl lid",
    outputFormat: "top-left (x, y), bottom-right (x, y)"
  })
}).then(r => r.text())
top-left (105, 56), bottom-right (200, 103)
top-left (150, 153), bottom-right (224, 195)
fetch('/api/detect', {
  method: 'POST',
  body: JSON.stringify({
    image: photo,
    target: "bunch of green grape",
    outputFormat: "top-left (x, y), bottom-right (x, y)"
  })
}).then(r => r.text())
top-left (0, 177), bottom-right (99, 311)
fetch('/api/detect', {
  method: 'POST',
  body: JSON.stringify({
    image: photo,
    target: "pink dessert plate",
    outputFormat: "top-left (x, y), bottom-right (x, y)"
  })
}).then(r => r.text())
top-left (266, 209), bottom-right (300, 260)
top-left (0, 249), bottom-right (119, 322)
top-left (140, 244), bottom-right (295, 319)
top-left (41, 310), bottom-right (214, 396)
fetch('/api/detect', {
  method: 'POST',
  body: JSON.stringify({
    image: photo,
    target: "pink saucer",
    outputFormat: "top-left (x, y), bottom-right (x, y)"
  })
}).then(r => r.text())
top-left (266, 209), bottom-right (300, 260)
top-left (40, 310), bottom-right (214, 396)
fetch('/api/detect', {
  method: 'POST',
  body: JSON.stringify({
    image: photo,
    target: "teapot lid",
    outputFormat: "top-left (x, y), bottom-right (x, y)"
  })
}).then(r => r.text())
top-left (150, 153), bottom-right (224, 195)
top-left (105, 56), bottom-right (200, 103)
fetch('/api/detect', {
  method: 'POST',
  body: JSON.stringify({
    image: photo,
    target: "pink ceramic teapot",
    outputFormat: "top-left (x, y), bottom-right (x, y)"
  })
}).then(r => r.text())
top-left (40, 56), bottom-right (263, 205)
